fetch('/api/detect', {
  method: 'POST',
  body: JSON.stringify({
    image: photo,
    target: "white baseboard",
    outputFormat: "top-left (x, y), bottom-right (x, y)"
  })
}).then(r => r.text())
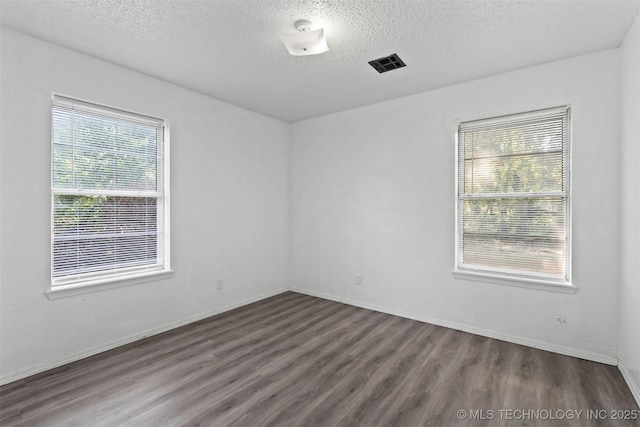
top-left (0, 288), bottom-right (287, 386)
top-left (4, 287), bottom-right (624, 389)
top-left (292, 287), bottom-right (618, 366)
top-left (619, 360), bottom-right (640, 407)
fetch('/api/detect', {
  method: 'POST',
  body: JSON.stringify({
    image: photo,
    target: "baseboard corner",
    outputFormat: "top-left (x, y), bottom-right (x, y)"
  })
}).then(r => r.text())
top-left (618, 359), bottom-right (640, 407)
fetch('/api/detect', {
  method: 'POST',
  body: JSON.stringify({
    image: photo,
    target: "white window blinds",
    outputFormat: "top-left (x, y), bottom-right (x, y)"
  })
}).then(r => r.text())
top-left (51, 95), bottom-right (169, 287)
top-left (456, 107), bottom-right (570, 283)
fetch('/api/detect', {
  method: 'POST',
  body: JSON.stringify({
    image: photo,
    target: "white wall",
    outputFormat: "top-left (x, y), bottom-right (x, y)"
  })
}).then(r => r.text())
top-left (291, 50), bottom-right (621, 362)
top-left (0, 28), bottom-right (290, 384)
top-left (620, 11), bottom-right (640, 403)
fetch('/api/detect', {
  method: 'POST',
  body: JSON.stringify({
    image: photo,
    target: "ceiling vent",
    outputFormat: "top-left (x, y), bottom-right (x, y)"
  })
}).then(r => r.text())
top-left (368, 53), bottom-right (406, 73)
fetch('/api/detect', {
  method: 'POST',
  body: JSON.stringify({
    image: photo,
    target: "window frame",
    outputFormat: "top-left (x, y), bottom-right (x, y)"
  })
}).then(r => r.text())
top-left (453, 106), bottom-right (574, 292)
top-left (48, 94), bottom-right (172, 299)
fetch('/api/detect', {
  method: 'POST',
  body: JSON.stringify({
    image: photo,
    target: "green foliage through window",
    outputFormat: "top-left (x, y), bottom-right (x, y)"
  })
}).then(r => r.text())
top-left (457, 108), bottom-right (569, 281)
top-left (51, 96), bottom-right (167, 284)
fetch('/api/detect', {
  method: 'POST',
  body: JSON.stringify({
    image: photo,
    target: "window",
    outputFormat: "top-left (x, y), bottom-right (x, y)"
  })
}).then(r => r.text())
top-left (51, 95), bottom-right (170, 292)
top-left (455, 107), bottom-right (570, 286)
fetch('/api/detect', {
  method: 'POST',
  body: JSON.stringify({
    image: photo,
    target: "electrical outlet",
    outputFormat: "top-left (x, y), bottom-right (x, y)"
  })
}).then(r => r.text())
top-left (355, 275), bottom-right (363, 285)
top-left (216, 279), bottom-right (223, 290)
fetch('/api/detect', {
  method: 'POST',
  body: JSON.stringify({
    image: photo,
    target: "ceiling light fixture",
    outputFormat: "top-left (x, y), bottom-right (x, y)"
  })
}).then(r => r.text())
top-left (280, 19), bottom-right (329, 56)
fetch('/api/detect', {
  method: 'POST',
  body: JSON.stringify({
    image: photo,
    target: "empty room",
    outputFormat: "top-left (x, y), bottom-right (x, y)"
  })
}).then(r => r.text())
top-left (1, 0), bottom-right (639, 426)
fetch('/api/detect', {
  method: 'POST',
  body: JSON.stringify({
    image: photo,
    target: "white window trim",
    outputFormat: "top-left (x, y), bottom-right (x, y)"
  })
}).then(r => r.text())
top-left (46, 269), bottom-right (174, 299)
top-left (49, 93), bottom-right (172, 298)
top-left (453, 106), bottom-right (573, 292)
top-left (452, 270), bottom-right (576, 294)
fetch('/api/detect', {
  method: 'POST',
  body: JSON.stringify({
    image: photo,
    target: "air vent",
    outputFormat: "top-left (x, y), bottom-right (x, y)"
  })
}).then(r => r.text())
top-left (368, 53), bottom-right (406, 73)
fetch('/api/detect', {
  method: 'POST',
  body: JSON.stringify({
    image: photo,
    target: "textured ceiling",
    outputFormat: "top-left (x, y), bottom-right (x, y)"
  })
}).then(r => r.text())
top-left (1, 0), bottom-right (639, 122)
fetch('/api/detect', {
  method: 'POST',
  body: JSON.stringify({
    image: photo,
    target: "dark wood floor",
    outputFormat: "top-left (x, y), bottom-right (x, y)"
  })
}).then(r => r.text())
top-left (1, 292), bottom-right (638, 427)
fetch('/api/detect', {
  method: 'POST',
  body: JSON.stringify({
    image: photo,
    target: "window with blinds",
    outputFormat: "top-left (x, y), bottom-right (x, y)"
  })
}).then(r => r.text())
top-left (51, 95), bottom-right (170, 288)
top-left (456, 106), bottom-right (570, 284)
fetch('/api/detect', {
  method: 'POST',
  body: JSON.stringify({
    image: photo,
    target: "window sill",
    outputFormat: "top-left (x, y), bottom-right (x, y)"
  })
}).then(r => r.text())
top-left (46, 269), bottom-right (174, 300)
top-left (452, 270), bottom-right (577, 294)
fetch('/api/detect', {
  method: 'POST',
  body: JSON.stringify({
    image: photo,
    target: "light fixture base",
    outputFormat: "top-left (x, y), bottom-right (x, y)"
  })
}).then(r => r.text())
top-left (281, 19), bottom-right (329, 56)
top-left (294, 19), bottom-right (313, 32)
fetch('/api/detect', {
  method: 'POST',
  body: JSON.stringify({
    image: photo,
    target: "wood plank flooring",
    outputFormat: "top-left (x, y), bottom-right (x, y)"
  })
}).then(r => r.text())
top-left (1, 291), bottom-right (638, 426)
